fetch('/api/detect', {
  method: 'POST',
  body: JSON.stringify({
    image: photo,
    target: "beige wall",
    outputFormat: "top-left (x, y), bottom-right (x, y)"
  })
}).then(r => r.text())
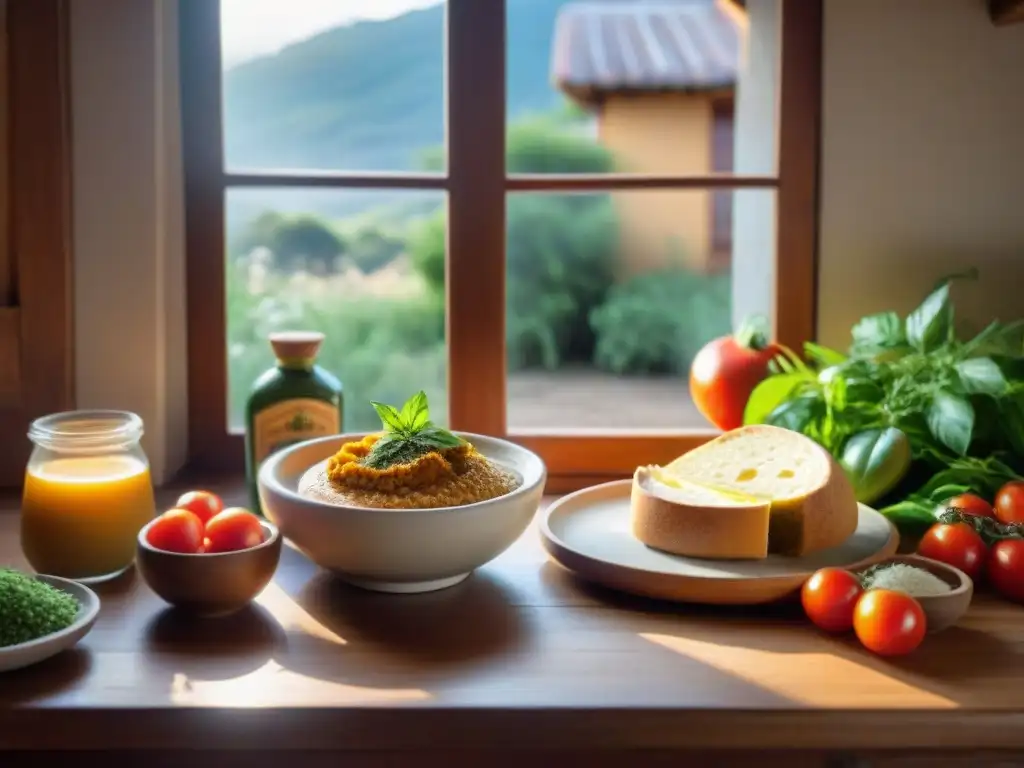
top-left (817, 0), bottom-right (1024, 347)
top-left (598, 94), bottom-right (713, 272)
top-left (71, 0), bottom-right (187, 484)
top-left (67, 0), bottom-right (1024, 484)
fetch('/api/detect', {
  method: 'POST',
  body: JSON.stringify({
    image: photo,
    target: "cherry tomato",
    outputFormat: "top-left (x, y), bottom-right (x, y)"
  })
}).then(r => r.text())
top-left (205, 507), bottom-right (264, 553)
top-left (689, 322), bottom-right (781, 431)
top-left (940, 493), bottom-right (995, 520)
top-left (917, 522), bottom-right (987, 582)
top-left (146, 509), bottom-right (204, 554)
top-left (174, 490), bottom-right (224, 527)
top-left (994, 481), bottom-right (1024, 525)
top-left (801, 567), bottom-right (864, 633)
top-left (988, 539), bottom-right (1024, 604)
top-left (853, 589), bottom-right (927, 657)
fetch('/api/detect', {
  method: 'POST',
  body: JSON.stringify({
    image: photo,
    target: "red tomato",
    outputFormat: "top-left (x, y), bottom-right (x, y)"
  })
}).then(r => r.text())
top-left (205, 508), bottom-right (265, 553)
top-left (994, 481), bottom-right (1024, 525)
top-left (940, 493), bottom-right (995, 520)
top-left (801, 568), bottom-right (864, 633)
top-left (917, 522), bottom-right (987, 582)
top-left (174, 490), bottom-right (224, 527)
top-left (689, 326), bottom-right (781, 431)
top-left (146, 509), bottom-right (204, 554)
top-left (987, 539), bottom-right (1024, 604)
top-left (853, 589), bottom-right (927, 657)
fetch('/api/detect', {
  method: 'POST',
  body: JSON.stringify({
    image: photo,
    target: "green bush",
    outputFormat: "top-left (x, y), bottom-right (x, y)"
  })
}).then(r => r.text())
top-left (590, 268), bottom-right (732, 375)
top-left (347, 225), bottom-right (405, 274)
top-left (506, 118), bottom-right (615, 174)
top-left (408, 212), bottom-right (446, 295)
top-left (506, 194), bottom-right (617, 369)
top-left (407, 118), bottom-right (618, 371)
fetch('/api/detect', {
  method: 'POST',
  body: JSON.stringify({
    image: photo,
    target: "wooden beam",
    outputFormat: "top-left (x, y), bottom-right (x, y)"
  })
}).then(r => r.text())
top-left (990, 0), bottom-right (1024, 25)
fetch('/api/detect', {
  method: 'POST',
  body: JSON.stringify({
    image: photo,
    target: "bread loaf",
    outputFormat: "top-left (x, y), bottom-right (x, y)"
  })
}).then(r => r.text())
top-left (631, 425), bottom-right (859, 559)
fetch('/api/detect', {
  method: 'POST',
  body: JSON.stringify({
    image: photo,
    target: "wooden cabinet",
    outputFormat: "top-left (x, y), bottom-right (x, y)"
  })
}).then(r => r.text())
top-left (0, 0), bottom-right (73, 486)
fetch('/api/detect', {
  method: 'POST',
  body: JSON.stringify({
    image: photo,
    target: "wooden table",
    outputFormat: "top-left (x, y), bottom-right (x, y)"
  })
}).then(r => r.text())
top-left (3, 481), bottom-right (1024, 767)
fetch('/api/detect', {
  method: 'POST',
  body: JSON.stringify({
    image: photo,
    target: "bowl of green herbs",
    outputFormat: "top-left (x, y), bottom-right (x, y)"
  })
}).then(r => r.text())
top-left (744, 270), bottom-right (1024, 542)
top-left (0, 569), bottom-right (100, 673)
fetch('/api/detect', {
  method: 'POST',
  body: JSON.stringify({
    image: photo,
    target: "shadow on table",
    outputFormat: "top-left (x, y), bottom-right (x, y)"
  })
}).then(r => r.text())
top-left (143, 602), bottom-right (286, 681)
top-left (0, 647), bottom-right (93, 705)
top-left (540, 560), bottom-right (807, 619)
top-left (88, 564), bottom-right (140, 599)
top-left (542, 560), bottom-right (1020, 707)
top-left (274, 568), bottom-right (528, 687)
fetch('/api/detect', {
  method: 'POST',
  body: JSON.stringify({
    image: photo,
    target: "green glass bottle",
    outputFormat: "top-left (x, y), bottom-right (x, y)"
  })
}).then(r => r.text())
top-left (245, 331), bottom-right (343, 515)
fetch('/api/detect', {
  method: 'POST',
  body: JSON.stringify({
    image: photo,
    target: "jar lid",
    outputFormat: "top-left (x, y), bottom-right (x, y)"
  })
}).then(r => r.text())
top-left (269, 331), bottom-right (324, 361)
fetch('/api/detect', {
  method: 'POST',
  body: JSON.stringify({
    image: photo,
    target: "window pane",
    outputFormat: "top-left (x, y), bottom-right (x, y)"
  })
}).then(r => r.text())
top-left (509, 0), bottom-right (777, 176)
top-left (226, 188), bottom-right (447, 432)
top-left (221, 0), bottom-right (446, 172)
top-left (505, 188), bottom-right (775, 430)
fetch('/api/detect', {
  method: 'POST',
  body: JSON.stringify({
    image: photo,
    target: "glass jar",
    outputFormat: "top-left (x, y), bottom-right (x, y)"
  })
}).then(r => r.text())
top-left (21, 410), bottom-right (156, 583)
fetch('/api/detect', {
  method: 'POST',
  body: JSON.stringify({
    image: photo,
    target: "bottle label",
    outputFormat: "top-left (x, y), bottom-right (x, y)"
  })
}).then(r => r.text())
top-left (252, 398), bottom-right (340, 467)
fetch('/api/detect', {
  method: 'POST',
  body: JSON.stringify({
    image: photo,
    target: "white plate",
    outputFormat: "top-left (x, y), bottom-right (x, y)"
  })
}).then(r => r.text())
top-left (540, 480), bottom-right (899, 605)
top-left (0, 574), bottom-right (100, 673)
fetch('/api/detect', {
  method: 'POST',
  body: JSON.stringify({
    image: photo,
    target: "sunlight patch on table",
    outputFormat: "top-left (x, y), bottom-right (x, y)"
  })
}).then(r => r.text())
top-left (169, 660), bottom-right (431, 707)
top-left (256, 582), bottom-right (347, 645)
top-left (640, 632), bottom-right (958, 709)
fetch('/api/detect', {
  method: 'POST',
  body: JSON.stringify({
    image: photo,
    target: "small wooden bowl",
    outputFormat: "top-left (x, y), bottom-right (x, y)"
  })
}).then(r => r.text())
top-left (136, 519), bottom-right (282, 617)
top-left (852, 554), bottom-right (973, 633)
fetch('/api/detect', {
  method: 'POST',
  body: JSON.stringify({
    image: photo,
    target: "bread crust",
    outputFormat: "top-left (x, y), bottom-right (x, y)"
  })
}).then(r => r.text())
top-left (796, 453), bottom-right (859, 552)
top-left (630, 469), bottom-right (771, 560)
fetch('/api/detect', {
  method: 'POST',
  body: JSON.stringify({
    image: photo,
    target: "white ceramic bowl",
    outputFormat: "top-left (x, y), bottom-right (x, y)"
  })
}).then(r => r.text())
top-left (0, 574), bottom-right (100, 673)
top-left (258, 432), bottom-right (546, 593)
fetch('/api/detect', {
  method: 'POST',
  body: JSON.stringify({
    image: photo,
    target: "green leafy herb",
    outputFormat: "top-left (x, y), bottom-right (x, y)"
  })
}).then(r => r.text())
top-left (850, 311), bottom-right (905, 358)
top-left (926, 391), bottom-right (974, 456)
top-left (743, 372), bottom-right (805, 426)
top-left (363, 391), bottom-right (463, 470)
top-left (955, 357), bottom-right (1007, 396)
top-left (906, 281), bottom-right (951, 352)
top-left (741, 269), bottom-right (1024, 539)
top-left (0, 570), bottom-right (79, 648)
top-left (803, 342), bottom-right (847, 368)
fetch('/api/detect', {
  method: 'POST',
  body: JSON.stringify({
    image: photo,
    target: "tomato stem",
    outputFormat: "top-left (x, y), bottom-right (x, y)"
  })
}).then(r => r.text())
top-left (734, 314), bottom-right (771, 351)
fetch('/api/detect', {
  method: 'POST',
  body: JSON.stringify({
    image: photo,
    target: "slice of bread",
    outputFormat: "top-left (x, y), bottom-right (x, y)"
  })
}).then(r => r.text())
top-left (631, 425), bottom-right (859, 559)
top-left (631, 467), bottom-right (773, 559)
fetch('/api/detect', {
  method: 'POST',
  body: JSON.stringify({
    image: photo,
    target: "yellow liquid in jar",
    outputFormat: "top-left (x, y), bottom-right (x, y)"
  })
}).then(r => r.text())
top-left (21, 455), bottom-right (156, 580)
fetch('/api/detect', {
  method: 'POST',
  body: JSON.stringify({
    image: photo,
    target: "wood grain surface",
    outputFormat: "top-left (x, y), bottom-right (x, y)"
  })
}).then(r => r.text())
top-left (3, 480), bottom-right (1024, 761)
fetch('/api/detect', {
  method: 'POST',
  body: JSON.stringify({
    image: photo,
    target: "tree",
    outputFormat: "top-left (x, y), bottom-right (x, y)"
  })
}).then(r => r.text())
top-left (233, 211), bottom-right (347, 275)
top-left (349, 225), bottom-right (406, 274)
top-left (270, 215), bottom-right (346, 275)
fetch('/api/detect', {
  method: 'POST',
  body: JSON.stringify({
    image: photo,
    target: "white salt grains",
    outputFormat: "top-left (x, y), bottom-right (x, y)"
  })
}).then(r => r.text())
top-left (865, 563), bottom-right (952, 597)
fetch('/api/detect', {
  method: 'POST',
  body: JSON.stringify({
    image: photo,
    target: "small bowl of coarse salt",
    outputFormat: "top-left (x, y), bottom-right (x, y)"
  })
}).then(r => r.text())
top-left (854, 554), bottom-right (973, 633)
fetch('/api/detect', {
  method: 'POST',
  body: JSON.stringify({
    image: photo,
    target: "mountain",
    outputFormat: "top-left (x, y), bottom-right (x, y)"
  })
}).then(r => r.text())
top-left (223, 0), bottom-right (570, 173)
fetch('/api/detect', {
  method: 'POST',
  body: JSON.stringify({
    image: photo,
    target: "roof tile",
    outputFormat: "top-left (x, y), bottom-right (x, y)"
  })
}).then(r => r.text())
top-left (552, 0), bottom-right (741, 100)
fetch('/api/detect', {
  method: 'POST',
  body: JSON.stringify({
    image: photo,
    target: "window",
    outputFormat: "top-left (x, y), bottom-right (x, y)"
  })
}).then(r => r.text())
top-left (181, 0), bottom-right (821, 490)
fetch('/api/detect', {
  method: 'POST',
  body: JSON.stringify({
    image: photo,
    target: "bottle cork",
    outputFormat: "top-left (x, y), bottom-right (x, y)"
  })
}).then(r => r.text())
top-left (269, 331), bottom-right (324, 362)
